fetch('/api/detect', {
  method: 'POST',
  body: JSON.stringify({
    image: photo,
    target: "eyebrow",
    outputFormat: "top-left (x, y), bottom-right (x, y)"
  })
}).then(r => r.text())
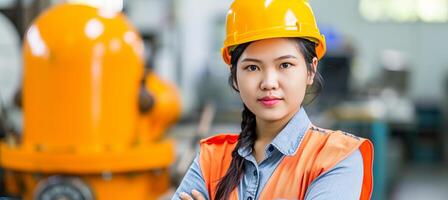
top-left (240, 58), bottom-right (262, 63)
top-left (240, 55), bottom-right (298, 63)
top-left (274, 55), bottom-right (298, 61)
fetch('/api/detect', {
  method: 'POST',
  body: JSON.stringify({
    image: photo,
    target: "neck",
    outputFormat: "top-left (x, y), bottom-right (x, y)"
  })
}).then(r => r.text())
top-left (255, 108), bottom-right (299, 143)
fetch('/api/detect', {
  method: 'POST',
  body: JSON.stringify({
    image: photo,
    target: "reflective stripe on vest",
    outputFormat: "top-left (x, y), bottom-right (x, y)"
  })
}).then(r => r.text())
top-left (199, 127), bottom-right (374, 200)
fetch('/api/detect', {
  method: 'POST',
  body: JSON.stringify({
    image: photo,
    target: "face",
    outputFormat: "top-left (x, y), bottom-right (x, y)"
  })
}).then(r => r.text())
top-left (235, 38), bottom-right (317, 122)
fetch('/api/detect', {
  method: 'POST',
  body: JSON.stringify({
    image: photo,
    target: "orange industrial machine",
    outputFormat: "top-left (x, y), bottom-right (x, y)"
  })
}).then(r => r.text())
top-left (0, 2), bottom-right (181, 200)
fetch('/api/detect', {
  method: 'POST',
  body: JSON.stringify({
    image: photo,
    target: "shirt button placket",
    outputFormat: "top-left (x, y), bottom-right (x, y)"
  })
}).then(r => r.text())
top-left (246, 162), bottom-right (258, 200)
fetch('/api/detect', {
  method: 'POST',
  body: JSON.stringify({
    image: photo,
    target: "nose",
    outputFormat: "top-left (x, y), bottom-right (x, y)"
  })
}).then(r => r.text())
top-left (260, 69), bottom-right (279, 90)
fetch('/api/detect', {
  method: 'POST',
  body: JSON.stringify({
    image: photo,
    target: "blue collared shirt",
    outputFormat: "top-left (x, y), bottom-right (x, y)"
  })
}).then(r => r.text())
top-left (172, 107), bottom-right (364, 200)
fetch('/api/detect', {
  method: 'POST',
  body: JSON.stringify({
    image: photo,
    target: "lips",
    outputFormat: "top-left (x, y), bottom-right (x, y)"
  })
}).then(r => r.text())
top-left (257, 96), bottom-right (282, 107)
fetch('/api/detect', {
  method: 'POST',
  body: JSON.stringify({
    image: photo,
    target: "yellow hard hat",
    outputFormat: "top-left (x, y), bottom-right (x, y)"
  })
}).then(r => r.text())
top-left (221, 0), bottom-right (326, 64)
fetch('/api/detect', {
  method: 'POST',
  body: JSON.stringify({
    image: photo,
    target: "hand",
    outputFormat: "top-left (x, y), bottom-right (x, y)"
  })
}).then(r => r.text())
top-left (179, 189), bottom-right (206, 200)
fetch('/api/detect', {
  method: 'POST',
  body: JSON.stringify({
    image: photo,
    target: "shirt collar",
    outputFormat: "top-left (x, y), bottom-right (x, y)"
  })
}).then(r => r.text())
top-left (237, 107), bottom-right (311, 157)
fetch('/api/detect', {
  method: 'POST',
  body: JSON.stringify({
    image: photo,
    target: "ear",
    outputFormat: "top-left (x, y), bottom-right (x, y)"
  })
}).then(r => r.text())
top-left (307, 57), bottom-right (318, 85)
top-left (229, 64), bottom-right (240, 92)
top-left (232, 78), bottom-right (239, 91)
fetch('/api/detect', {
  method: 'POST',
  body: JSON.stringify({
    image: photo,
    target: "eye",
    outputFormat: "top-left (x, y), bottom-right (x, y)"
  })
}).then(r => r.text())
top-left (280, 62), bottom-right (293, 69)
top-left (245, 65), bottom-right (259, 72)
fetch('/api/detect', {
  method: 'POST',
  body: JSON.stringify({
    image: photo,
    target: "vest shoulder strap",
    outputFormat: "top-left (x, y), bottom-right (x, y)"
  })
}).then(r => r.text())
top-left (200, 133), bottom-right (239, 145)
top-left (307, 127), bottom-right (367, 171)
top-left (199, 133), bottom-right (239, 199)
top-left (258, 127), bottom-right (374, 200)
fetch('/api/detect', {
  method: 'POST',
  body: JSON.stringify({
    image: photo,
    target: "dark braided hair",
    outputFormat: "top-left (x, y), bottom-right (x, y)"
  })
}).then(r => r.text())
top-left (214, 38), bottom-right (324, 200)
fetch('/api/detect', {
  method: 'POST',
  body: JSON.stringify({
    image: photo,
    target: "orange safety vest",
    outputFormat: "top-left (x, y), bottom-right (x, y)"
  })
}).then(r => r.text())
top-left (199, 126), bottom-right (374, 200)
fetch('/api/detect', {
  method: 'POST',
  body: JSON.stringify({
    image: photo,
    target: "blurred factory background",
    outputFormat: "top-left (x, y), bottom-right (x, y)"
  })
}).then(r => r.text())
top-left (0, 0), bottom-right (447, 199)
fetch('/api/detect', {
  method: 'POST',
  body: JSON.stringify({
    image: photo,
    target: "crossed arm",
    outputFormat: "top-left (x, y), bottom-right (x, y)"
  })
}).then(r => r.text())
top-left (173, 150), bottom-right (364, 200)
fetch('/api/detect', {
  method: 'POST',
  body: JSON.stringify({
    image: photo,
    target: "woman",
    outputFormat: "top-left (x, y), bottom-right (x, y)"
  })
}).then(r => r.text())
top-left (173, 0), bottom-right (373, 199)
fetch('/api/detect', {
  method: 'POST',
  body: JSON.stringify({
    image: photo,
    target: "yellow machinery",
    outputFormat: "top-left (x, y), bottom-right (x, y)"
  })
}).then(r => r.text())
top-left (0, 2), bottom-right (181, 200)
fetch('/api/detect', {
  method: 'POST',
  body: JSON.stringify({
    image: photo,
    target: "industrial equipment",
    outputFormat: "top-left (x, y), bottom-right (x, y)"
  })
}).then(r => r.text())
top-left (0, 2), bottom-right (181, 200)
